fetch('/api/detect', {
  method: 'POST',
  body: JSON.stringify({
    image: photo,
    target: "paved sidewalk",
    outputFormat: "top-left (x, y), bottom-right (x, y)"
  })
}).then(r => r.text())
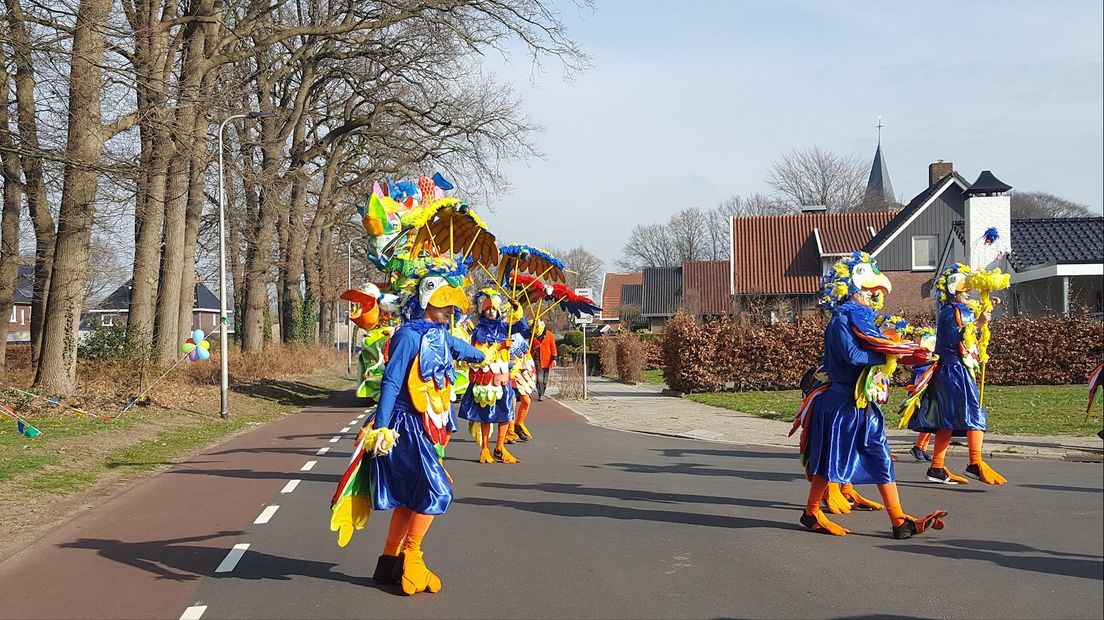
top-left (558, 375), bottom-right (1104, 462)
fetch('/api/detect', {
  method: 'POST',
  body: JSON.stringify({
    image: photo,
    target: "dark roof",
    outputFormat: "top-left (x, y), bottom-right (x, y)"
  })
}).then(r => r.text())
top-left (865, 143), bottom-right (895, 204)
top-left (733, 211), bottom-right (896, 295)
top-left (620, 283), bottom-right (643, 307)
top-left (966, 170), bottom-right (1012, 196)
top-left (599, 272), bottom-right (643, 320)
top-left (951, 217), bottom-right (1104, 271)
top-left (93, 279), bottom-right (221, 312)
top-left (14, 265), bottom-right (33, 305)
top-left (682, 260), bottom-right (731, 314)
top-left (863, 171), bottom-right (969, 255)
top-left (641, 266), bottom-right (682, 317)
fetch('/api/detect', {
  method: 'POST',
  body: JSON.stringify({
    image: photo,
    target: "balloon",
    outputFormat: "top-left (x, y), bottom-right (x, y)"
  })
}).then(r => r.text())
top-left (181, 329), bottom-right (212, 362)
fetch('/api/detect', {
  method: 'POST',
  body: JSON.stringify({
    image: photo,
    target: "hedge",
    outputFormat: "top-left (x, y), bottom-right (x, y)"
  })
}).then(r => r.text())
top-left (661, 311), bottom-right (1104, 393)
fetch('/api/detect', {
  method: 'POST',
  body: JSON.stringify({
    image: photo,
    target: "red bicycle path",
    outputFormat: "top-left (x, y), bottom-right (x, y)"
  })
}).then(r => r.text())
top-left (0, 389), bottom-right (365, 620)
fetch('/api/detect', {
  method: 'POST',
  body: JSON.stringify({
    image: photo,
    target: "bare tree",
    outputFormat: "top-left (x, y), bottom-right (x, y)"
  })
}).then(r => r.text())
top-left (0, 50), bottom-right (21, 371)
top-left (547, 245), bottom-right (603, 295)
top-left (765, 145), bottom-right (867, 212)
top-left (1010, 191), bottom-right (1097, 219)
top-left (617, 222), bottom-right (677, 270)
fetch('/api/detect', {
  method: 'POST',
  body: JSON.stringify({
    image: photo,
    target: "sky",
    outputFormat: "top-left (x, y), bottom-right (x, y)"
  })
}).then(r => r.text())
top-left (477, 0), bottom-right (1104, 275)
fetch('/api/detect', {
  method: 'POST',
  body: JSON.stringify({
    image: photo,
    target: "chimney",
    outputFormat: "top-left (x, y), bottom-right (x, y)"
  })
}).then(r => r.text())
top-left (800, 204), bottom-right (828, 215)
top-left (964, 170), bottom-right (1012, 270)
top-left (929, 160), bottom-right (953, 187)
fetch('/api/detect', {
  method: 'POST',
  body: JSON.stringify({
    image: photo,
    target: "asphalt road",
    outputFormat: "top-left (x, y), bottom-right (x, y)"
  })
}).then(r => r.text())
top-left (1, 391), bottom-right (1101, 619)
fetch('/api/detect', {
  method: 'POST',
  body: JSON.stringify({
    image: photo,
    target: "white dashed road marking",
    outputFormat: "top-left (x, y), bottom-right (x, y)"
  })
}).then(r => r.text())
top-left (316, 447), bottom-right (329, 455)
top-left (254, 505), bottom-right (279, 524)
top-left (300, 461), bottom-right (317, 472)
top-left (215, 544), bottom-right (250, 573)
top-left (329, 435), bottom-right (341, 443)
top-left (180, 605), bottom-right (207, 620)
top-left (280, 479), bottom-right (301, 494)
top-left (340, 426), bottom-right (351, 433)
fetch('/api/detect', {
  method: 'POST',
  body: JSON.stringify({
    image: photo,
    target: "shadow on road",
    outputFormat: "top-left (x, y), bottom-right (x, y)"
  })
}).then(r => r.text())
top-left (478, 481), bottom-right (802, 510)
top-left (881, 538), bottom-right (1103, 581)
top-left (593, 461), bottom-right (804, 482)
top-left (652, 447), bottom-right (791, 460)
top-left (1019, 483), bottom-right (1104, 494)
top-left (57, 533), bottom-right (390, 589)
top-left (456, 496), bottom-right (790, 531)
top-left (231, 380), bottom-right (335, 407)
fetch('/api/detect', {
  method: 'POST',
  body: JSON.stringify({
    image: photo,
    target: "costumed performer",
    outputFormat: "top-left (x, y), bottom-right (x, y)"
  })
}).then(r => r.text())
top-left (799, 252), bottom-right (948, 538)
top-left (330, 258), bottom-right (490, 595)
top-left (459, 289), bottom-right (529, 463)
top-left (902, 264), bottom-right (1006, 485)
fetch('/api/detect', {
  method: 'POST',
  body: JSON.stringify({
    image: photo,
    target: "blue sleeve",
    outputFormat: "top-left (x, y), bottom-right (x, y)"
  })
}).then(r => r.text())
top-left (374, 330), bottom-right (419, 428)
top-left (830, 315), bottom-right (886, 367)
top-left (447, 333), bottom-right (485, 363)
top-left (512, 316), bottom-right (531, 340)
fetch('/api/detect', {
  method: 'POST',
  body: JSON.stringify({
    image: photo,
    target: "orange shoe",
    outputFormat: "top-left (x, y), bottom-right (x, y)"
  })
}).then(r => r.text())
top-left (397, 550), bottom-right (442, 595)
top-left (800, 510), bottom-right (849, 536)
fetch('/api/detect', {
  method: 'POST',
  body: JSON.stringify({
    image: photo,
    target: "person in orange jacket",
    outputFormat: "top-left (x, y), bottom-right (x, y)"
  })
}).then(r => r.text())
top-left (531, 319), bottom-right (557, 403)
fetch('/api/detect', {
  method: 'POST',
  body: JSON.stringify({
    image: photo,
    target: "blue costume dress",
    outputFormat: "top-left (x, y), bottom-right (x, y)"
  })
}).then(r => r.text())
top-left (910, 302), bottom-right (986, 437)
top-left (805, 302), bottom-right (895, 485)
top-left (904, 361), bottom-right (937, 433)
top-left (370, 319), bottom-right (485, 515)
top-left (457, 316), bottom-right (529, 424)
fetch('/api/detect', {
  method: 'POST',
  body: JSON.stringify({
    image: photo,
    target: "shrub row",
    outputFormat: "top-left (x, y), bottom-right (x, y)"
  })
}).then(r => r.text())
top-left (661, 311), bottom-right (1104, 393)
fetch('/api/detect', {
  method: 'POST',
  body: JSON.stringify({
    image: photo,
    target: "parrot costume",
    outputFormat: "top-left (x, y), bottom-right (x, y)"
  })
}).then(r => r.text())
top-left (457, 289), bottom-right (529, 463)
top-left (330, 258), bottom-right (489, 596)
top-left (797, 252), bottom-right (948, 539)
top-left (899, 263), bottom-right (1008, 485)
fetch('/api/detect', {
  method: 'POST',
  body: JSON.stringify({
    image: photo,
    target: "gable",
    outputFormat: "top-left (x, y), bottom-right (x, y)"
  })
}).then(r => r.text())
top-left (863, 173), bottom-right (970, 265)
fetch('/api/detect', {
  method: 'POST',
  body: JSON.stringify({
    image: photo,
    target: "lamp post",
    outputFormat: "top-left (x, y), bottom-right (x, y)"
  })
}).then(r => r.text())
top-left (217, 110), bottom-right (271, 420)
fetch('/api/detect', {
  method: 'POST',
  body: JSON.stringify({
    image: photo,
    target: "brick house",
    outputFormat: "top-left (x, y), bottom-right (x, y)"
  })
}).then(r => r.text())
top-left (599, 271), bottom-right (643, 330)
top-left (5, 266), bottom-right (33, 343)
top-left (83, 279), bottom-right (227, 334)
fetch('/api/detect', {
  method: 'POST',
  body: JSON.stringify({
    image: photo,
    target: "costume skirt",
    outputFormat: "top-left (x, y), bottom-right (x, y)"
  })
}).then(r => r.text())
top-left (370, 402), bottom-right (452, 515)
top-left (456, 384), bottom-right (515, 424)
top-left (805, 383), bottom-right (895, 485)
top-left (913, 360), bottom-right (987, 436)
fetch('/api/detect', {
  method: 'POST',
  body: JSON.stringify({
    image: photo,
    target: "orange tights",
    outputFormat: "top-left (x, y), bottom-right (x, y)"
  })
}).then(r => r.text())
top-left (516, 394), bottom-right (531, 427)
top-left (806, 475), bottom-right (906, 526)
top-left (383, 507), bottom-right (436, 555)
top-left (931, 428), bottom-right (985, 469)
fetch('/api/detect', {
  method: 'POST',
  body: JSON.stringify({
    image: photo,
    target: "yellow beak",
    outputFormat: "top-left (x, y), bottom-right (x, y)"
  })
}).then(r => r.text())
top-left (428, 284), bottom-right (471, 313)
top-left (859, 271), bottom-right (892, 296)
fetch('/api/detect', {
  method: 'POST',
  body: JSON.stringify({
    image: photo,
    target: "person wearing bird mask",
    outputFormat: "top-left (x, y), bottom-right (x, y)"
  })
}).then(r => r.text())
top-left (800, 252), bottom-right (948, 540)
top-left (330, 259), bottom-right (490, 596)
top-left (457, 288), bottom-right (529, 463)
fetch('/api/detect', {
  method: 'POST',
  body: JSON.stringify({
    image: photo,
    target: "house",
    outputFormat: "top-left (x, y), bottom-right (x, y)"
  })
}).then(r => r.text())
top-left (641, 266), bottom-right (682, 331)
top-left (84, 279), bottom-right (227, 332)
top-left (730, 208), bottom-right (898, 318)
top-left (681, 260), bottom-right (732, 315)
top-left (864, 162), bottom-right (1104, 317)
top-left (599, 271), bottom-right (643, 329)
top-left (5, 265), bottom-right (33, 343)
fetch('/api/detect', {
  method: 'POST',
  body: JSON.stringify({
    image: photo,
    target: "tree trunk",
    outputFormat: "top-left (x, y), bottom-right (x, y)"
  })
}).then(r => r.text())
top-left (0, 59), bottom-right (22, 372)
top-left (126, 0), bottom-right (176, 356)
top-left (153, 4), bottom-right (210, 364)
top-left (318, 218), bottom-right (335, 347)
top-left (280, 165), bottom-right (308, 342)
top-left (4, 0), bottom-right (55, 369)
top-left (176, 115), bottom-right (210, 344)
top-left (240, 141), bottom-right (282, 353)
top-left (34, 0), bottom-right (113, 394)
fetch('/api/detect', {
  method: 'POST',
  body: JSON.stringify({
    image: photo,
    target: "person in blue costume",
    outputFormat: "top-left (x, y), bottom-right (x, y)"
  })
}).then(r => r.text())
top-left (458, 289), bottom-right (529, 464)
top-left (907, 263), bottom-right (1007, 486)
top-left (363, 259), bottom-right (490, 595)
top-left (801, 252), bottom-right (948, 539)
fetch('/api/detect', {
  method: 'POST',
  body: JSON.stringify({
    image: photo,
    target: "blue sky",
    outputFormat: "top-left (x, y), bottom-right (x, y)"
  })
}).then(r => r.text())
top-left (478, 0), bottom-right (1104, 272)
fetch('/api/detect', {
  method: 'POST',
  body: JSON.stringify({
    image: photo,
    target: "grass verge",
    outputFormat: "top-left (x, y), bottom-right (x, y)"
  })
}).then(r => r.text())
top-left (687, 384), bottom-right (1102, 436)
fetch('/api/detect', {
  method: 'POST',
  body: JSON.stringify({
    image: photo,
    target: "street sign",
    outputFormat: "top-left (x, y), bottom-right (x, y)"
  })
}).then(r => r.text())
top-left (573, 288), bottom-right (595, 326)
top-left (574, 287), bottom-right (593, 298)
top-left (574, 314), bottom-right (593, 325)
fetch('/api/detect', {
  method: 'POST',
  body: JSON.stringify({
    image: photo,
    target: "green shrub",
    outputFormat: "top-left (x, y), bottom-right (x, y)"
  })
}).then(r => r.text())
top-left (79, 324), bottom-right (139, 361)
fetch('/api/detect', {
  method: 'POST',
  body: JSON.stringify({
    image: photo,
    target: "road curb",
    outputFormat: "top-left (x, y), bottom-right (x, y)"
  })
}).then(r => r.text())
top-left (553, 397), bottom-right (1102, 463)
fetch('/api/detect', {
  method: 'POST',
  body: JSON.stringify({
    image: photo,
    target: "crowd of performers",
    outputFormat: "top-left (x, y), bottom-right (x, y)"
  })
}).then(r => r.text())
top-left (328, 174), bottom-right (598, 595)
top-left (791, 250), bottom-right (1022, 539)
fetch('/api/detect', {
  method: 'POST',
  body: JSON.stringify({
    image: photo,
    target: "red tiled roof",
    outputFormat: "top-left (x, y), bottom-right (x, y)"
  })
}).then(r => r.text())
top-left (682, 260), bottom-right (731, 314)
top-left (600, 271), bottom-right (643, 320)
top-left (731, 211), bottom-right (897, 295)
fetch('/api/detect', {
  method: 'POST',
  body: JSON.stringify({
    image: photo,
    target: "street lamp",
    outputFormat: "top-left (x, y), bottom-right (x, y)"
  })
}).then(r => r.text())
top-left (217, 110), bottom-right (272, 420)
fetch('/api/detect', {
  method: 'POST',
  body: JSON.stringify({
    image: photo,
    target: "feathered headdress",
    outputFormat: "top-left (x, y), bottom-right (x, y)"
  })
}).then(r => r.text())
top-left (933, 263), bottom-right (971, 305)
top-left (817, 251), bottom-right (879, 310)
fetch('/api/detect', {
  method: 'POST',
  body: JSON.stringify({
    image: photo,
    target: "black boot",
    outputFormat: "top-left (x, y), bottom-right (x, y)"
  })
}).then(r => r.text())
top-left (373, 554), bottom-right (399, 584)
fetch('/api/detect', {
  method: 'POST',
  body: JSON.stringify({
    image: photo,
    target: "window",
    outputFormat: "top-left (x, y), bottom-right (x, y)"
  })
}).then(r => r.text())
top-left (8, 307), bottom-right (15, 323)
top-left (101, 314), bottom-right (115, 327)
top-left (912, 235), bottom-right (939, 270)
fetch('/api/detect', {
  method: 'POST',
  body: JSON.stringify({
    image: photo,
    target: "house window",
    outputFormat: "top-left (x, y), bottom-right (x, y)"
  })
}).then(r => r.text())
top-left (101, 314), bottom-right (115, 327)
top-left (8, 307), bottom-right (15, 323)
top-left (912, 235), bottom-right (938, 270)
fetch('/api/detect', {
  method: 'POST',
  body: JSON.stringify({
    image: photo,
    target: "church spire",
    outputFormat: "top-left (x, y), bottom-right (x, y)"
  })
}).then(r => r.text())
top-left (865, 116), bottom-right (895, 206)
